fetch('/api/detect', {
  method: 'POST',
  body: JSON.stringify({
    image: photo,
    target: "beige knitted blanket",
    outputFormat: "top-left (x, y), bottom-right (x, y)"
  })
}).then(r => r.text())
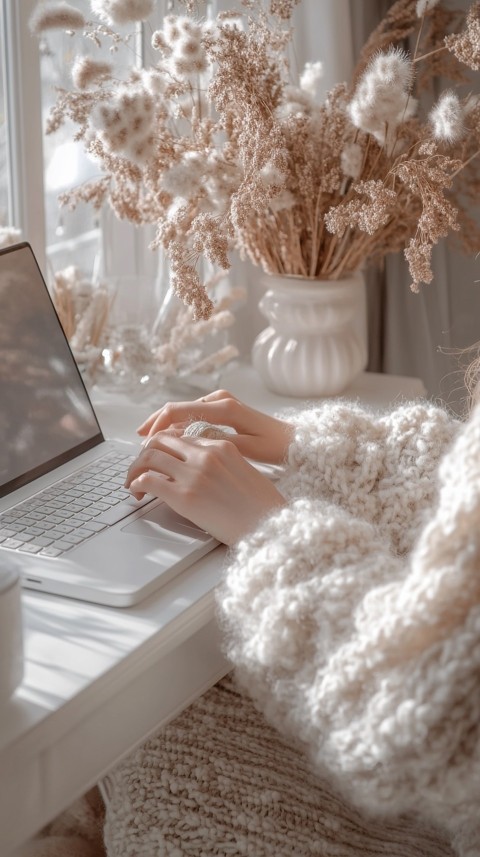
top-left (101, 675), bottom-right (454, 856)
top-left (17, 676), bottom-right (455, 856)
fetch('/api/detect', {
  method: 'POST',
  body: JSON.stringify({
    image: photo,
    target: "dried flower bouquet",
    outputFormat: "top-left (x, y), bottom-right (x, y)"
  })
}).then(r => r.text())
top-left (32, 0), bottom-right (480, 320)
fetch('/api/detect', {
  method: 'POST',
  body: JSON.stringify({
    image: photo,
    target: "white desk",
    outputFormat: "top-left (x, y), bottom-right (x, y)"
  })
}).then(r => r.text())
top-left (0, 366), bottom-right (425, 856)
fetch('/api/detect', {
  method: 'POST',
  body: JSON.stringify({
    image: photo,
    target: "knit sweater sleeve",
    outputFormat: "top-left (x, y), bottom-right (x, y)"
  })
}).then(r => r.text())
top-left (278, 398), bottom-right (457, 553)
top-left (217, 401), bottom-right (480, 848)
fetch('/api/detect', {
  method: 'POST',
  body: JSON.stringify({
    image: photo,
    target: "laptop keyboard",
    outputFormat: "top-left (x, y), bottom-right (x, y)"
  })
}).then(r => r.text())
top-left (0, 451), bottom-right (150, 558)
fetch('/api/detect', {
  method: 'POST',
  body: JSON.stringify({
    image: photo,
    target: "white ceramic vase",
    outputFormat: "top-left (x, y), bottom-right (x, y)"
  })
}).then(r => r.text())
top-left (252, 271), bottom-right (368, 397)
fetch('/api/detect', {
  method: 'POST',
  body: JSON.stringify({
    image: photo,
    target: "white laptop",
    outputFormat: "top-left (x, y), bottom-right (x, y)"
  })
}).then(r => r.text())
top-left (0, 241), bottom-right (219, 607)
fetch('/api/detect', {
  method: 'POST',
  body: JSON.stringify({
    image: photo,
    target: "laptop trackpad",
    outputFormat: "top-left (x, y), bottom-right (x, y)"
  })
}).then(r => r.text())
top-left (121, 503), bottom-right (209, 543)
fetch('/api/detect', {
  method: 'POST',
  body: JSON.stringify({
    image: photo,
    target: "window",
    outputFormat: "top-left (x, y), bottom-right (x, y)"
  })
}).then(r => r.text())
top-left (0, 72), bottom-right (9, 228)
top-left (38, 0), bottom-right (103, 276)
top-left (0, 3), bottom-right (11, 226)
top-left (36, 0), bottom-right (158, 278)
top-left (1, 0), bottom-right (163, 281)
top-left (2, 0), bottom-right (47, 271)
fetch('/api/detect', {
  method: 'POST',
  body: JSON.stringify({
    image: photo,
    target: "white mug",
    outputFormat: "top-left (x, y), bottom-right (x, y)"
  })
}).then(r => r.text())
top-left (0, 558), bottom-right (24, 707)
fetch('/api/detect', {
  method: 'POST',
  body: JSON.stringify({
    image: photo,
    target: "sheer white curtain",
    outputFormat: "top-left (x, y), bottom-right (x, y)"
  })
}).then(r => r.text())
top-left (380, 230), bottom-right (480, 412)
top-left (291, 0), bottom-right (354, 98)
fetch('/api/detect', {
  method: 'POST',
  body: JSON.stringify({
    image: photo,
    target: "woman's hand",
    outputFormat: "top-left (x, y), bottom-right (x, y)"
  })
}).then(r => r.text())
top-left (136, 389), bottom-right (294, 465)
top-left (125, 434), bottom-right (286, 546)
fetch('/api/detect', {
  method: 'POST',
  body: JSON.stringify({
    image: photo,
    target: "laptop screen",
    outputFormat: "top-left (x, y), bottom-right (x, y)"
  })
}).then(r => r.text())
top-left (0, 242), bottom-right (103, 498)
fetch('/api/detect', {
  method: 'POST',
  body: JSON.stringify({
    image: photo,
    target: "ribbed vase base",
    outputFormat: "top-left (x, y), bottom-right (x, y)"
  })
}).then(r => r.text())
top-left (252, 272), bottom-right (368, 398)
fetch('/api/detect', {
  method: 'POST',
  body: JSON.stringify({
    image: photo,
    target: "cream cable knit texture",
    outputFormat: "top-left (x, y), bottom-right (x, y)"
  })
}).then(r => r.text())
top-left (103, 675), bottom-right (454, 857)
top-left (219, 400), bottom-right (480, 856)
top-left (104, 399), bottom-right (480, 856)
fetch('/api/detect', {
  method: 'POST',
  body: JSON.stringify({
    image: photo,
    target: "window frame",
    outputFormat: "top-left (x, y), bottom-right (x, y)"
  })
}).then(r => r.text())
top-left (2, 0), bottom-right (46, 271)
top-left (1, 0), bottom-right (162, 280)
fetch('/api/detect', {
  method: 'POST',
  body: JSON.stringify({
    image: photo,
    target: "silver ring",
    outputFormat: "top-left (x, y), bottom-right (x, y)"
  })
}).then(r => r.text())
top-left (183, 420), bottom-right (228, 439)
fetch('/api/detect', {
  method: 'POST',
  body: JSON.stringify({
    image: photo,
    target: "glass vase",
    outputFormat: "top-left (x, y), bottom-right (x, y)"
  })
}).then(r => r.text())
top-left (98, 272), bottom-right (166, 396)
top-left (94, 268), bottom-right (238, 401)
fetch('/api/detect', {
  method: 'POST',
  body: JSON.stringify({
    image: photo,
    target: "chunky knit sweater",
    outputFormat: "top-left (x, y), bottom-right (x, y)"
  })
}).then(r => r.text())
top-left (219, 399), bottom-right (480, 856)
top-left (104, 399), bottom-right (480, 857)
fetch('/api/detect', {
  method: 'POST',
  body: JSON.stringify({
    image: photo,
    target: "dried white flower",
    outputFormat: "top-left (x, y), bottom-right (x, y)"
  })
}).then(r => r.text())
top-left (371, 47), bottom-right (413, 89)
top-left (416, 0), bottom-right (441, 17)
top-left (276, 84), bottom-right (314, 119)
top-left (173, 32), bottom-right (203, 60)
top-left (429, 90), bottom-right (465, 142)
top-left (348, 48), bottom-right (415, 144)
top-left (163, 15), bottom-right (194, 46)
top-left (140, 68), bottom-right (167, 97)
top-left (29, 2), bottom-right (85, 34)
top-left (72, 56), bottom-right (113, 89)
top-left (90, 85), bottom-right (155, 164)
top-left (170, 52), bottom-right (207, 78)
top-left (161, 152), bottom-right (206, 198)
top-left (341, 142), bottom-right (363, 179)
top-left (259, 163), bottom-right (286, 187)
top-left (151, 30), bottom-right (170, 53)
top-left (194, 344), bottom-right (239, 375)
top-left (0, 226), bottom-right (21, 249)
top-left (269, 189), bottom-right (296, 213)
top-left (90, 0), bottom-right (154, 26)
top-left (152, 16), bottom-right (208, 78)
top-left (299, 61), bottom-right (323, 98)
top-left (202, 155), bottom-right (242, 215)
